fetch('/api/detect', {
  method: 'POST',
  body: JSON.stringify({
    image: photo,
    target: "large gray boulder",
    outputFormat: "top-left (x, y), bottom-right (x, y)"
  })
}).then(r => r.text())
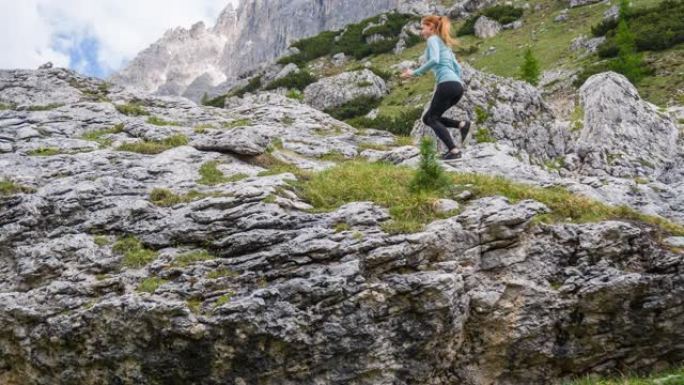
top-left (303, 69), bottom-right (388, 111)
top-left (474, 15), bottom-right (502, 38)
top-left (575, 72), bottom-right (679, 178)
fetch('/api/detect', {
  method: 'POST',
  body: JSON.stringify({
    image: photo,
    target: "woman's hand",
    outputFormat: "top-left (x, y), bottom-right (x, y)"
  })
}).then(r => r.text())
top-left (400, 68), bottom-right (414, 79)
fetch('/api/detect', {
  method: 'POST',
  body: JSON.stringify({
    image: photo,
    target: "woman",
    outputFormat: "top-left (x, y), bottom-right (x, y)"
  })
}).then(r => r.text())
top-left (401, 15), bottom-right (470, 160)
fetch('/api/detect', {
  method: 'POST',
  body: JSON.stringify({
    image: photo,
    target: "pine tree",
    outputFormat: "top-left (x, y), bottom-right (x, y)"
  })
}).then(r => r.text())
top-left (409, 137), bottom-right (452, 193)
top-left (519, 47), bottom-right (540, 86)
top-left (611, 18), bottom-right (644, 83)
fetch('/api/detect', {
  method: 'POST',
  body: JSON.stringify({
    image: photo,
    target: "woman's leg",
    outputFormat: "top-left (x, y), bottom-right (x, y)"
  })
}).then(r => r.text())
top-left (422, 82), bottom-right (460, 151)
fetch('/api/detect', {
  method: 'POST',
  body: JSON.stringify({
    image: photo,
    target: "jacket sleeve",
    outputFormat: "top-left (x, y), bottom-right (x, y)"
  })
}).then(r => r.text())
top-left (413, 37), bottom-right (440, 76)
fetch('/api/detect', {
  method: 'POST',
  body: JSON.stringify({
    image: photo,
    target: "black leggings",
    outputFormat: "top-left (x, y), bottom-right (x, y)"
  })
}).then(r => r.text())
top-left (422, 81), bottom-right (465, 151)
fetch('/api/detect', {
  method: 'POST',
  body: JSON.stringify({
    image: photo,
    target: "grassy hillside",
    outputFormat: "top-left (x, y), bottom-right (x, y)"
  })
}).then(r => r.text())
top-left (216, 0), bottom-right (682, 123)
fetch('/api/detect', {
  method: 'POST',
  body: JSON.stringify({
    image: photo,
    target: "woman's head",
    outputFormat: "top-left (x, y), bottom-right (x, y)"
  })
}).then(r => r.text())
top-left (420, 15), bottom-right (456, 47)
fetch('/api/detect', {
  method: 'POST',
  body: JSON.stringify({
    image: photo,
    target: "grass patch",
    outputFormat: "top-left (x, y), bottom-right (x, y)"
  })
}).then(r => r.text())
top-left (147, 116), bottom-right (181, 126)
top-left (0, 179), bottom-right (33, 195)
top-left (115, 102), bottom-right (149, 116)
top-left (27, 147), bottom-right (63, 156)
top-left (253, 153), bottom-right (307, 178)
top-left (137, 277), bottom-right (168, 293)
top-left (0, 103), bottom-right (13, 110)
top-left (193, 123), bottom-right (215, 134)
top-left (571, 104), bottom-right (584, 132)
top-left (81, 123), bottom-right (125, 147)
top-left (173, 250), bottom-right (215, 267)
top-left (394, 136), bottom-right (415, 146)
top-left (93, 236), bottom-right (111, 247)
top-left (474, 127), bottom-right (495, 143)
top-left (213, 292), bottom-right (235, 308)
top-left (222, 118), bottom-right (251, 129)
top-left (296, 160), bottom-right (446, 233)
top-left (198, 161), bottom-right (229, 185)
top-left (149, 188), bottom-right (220, 207)
top-left (207, 268), bottom-right (239, 279)
top-left (116, 134), bottom-right (188, 155)
top-left (295, 159), bottom-right (684, 236)
top-left (187, 298), bottom-right (203, 314)
top-left (113, 236), bottom-right (158, 269)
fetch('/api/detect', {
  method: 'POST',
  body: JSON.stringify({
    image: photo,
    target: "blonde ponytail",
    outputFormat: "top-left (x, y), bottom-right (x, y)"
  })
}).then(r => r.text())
top-left (421, 15), bottom-right (458, 47)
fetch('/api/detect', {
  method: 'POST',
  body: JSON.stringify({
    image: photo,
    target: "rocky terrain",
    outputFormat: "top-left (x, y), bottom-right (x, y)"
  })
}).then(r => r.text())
top-left (1, 52), bottom-right (684, 385)
top-left (2, 0), bottom-right (684, 383)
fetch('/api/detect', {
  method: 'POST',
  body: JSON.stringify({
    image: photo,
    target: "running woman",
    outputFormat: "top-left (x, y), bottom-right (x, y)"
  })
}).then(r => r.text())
top-left (401, 15), bottom-right (471, 160)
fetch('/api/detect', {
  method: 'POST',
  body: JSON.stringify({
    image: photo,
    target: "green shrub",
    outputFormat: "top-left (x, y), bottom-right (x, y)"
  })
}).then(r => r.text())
top-left (610, 19), bottom-right (645, 83)
top-left (519, 48), bottom-right (541, 86)
top-left (277, 31), bottom-right (338, 66)
top-left (346, 107), bottom-right (422, 136)
top-left (409, 137), bottom-right (452, 193)
top-left (264, 71), bottom-right (316, 91)
top-left (27, 147), bottom-right (62, 156)
top-left (474, 127), bottom-right (495, 143)
top-left (594, 0), bottom-right (684, 54)
top-left (230, 75), bottom-right (263, 98)
top-left (324, 96), bottom-right (382, 120)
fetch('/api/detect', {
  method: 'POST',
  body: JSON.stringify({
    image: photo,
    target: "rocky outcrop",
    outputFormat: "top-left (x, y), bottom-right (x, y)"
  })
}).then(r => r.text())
top-left (2, 67), bottom-right (684, 385)
top-left (303, 69), bottom-right (389, 111)
top-left (474, 15), bottom-right (502, 38)
top-left (575, 72), bottom-right (678, 178)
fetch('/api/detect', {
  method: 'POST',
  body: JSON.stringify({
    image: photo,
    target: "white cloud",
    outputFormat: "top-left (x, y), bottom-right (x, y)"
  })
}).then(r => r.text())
top-left (0, 0), bottom-right (239, 76)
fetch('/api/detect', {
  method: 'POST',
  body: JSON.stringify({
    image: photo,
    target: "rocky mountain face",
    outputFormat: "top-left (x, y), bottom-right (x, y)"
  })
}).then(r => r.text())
top-left (1, 61), bottom-right (684, 384)
top-left (109, 0), bottom-right (493, 101)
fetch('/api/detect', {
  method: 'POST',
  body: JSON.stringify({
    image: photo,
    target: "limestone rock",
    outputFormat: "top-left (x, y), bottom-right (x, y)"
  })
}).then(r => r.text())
top-left (303, 69), bottom-right (388, 111)
top-left (474, 15), bottom-right (502, 38)
top-left (576, 72), bottom-right (678, 178)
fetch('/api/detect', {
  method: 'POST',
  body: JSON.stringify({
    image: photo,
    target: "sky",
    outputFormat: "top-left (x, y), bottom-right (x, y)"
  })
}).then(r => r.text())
top-left (0, 0), bottom-right (240, 78)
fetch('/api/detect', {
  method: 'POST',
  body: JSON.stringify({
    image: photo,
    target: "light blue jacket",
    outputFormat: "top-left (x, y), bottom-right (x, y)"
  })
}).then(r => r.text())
top-left (413, 35), bottom-right (463, 84)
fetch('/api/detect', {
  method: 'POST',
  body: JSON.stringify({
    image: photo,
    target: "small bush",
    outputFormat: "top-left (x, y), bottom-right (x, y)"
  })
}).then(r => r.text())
top-left (519, 48), bottom-right (541, 86)
top-left (228, 75), bottom-right (263, 99)
top-left (198, 161), bottom-right (229, 185)
top-left (324, 95), bottom-right (382, 120)
top-left (409, 137), bottom-right (452, 193)
top-left (264, 71), bottom-right (316, 91)
top-left (27, 147), bottom-right (62, 156)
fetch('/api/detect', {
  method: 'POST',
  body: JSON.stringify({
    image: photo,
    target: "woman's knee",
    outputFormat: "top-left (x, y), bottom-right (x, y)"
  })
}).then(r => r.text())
top-left (422, 113), bottom-right (435, 126)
